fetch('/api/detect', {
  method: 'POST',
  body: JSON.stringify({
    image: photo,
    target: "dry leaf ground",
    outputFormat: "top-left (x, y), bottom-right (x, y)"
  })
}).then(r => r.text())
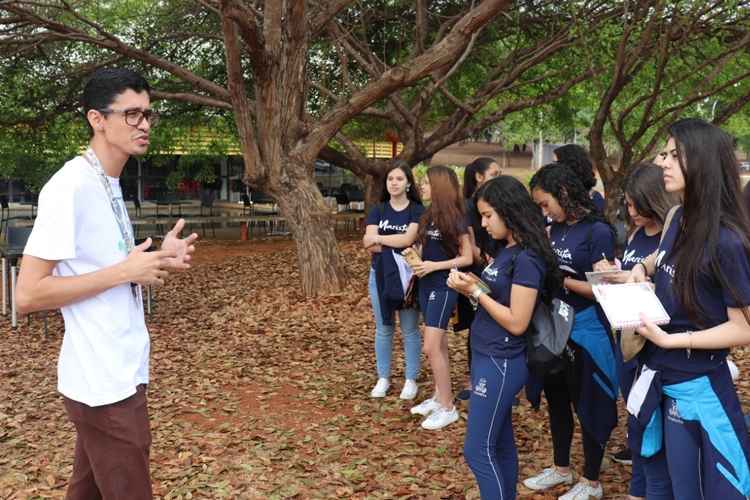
top-left (2, 237), bottom-right (750, 499)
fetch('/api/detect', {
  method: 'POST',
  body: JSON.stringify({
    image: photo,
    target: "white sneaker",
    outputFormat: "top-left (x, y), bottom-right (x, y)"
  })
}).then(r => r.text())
top-left (420, 405), bottom-right (459, 430)
top-left (558, 480), bottom-right (603, 500)
top-left (370, 378), bottom-right (389, 398)
top-left (410, 396), bottom-right (441, 416)
top-left (399, 379), bottom-right (418, 400)
top-left (523, 467), bottom-right (574, 491)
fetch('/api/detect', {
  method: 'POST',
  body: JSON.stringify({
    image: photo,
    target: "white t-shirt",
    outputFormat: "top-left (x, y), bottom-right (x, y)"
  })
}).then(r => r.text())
top-left (24, 155), bottom-right (149, 407)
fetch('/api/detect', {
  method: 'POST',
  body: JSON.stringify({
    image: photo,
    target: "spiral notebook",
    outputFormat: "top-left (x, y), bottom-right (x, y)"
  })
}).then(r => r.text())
top-left (590, 282), bottom-right (671, 329)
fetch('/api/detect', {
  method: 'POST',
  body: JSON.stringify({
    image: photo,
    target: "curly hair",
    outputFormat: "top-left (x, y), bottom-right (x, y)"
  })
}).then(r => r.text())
top-left (529, 162), bottom-right (612, 231)
top-left (475, 176), bottom-right (562, 302)
top-left (418, 165), bottom-right (465, 256)
top-left (554, 144), bottom-right (596, 191)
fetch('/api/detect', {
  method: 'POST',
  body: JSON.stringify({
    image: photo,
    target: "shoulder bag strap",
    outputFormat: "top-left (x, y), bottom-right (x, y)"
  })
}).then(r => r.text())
top-left (659, 205), bottom-right (680, 247)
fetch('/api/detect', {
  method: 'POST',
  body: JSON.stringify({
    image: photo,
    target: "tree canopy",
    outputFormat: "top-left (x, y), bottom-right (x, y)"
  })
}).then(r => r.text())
top-left (3, 0), bottom-right (750, 294)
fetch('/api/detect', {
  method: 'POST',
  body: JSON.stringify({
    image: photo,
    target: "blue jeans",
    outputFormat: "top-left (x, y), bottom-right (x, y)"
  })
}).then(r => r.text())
top-left (464, 351), bottom-right (528, 499)
top-left (368, 269), bottom-right (421, 380)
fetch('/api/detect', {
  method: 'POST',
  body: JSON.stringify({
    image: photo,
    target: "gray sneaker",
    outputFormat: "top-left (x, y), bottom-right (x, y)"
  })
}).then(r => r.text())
top-left (410, 396), bottom-right (440, 416)
top-left (522, 467), bottom-right (574, 491)
top-left (558, 480), bottom-right (603, 500)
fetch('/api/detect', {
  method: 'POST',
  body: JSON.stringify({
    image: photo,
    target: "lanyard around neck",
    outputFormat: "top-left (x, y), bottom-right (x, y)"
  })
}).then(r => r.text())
top-left (82, 148), bottom-right (134, 254)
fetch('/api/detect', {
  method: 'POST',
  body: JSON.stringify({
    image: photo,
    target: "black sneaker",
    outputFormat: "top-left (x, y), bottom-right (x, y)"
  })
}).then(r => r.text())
top-left (612, 446), bottom-right (632, 465)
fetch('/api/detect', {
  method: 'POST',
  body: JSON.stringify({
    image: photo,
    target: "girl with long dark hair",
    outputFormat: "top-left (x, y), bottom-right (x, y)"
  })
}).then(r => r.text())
top-left (409, 165), bottom-right (473, 430)
top-left (554, 144), bottom-right (605, 213)
top-left (362, 164), bottom-right (424, 400)
top-left (462, 156), bottom-right (501, 274)
top-left (456, 157), bottom-right (501, 392)
top-left (523, 163), bottom-right (618, 500)
top-left (613, 163), bottom-right (678, 500)
top-left (628, 118), bottom-right (750, 499)
top-left (448, 176), bottom-right (561, 499)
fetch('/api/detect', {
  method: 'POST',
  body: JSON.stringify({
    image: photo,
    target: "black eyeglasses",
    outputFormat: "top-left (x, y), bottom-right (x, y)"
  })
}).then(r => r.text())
top-left (99, 108), bottom-right (159, 127)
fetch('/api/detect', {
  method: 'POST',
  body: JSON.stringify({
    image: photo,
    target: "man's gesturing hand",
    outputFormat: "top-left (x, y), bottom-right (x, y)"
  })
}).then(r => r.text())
top-left (121, 238), bottom-right (175, 286)
top-left (161, 219), bottom-right (199, 270)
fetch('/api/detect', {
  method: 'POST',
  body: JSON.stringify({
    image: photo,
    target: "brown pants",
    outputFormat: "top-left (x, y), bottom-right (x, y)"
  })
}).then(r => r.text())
top-left (63, 385), bottom-right (152, 500)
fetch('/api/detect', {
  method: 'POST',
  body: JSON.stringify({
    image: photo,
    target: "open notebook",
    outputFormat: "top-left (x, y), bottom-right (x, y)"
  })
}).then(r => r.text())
top-left (590, 281), bottom-right (671, 329)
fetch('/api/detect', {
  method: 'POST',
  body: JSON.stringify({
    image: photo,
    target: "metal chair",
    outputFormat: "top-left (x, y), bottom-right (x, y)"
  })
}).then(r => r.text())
top-left (0, 197), bottom-right (33, 239)
top-left (241, 193), bottom-right (253, 216)
top-left (1, 225), bottom-right (33, 328)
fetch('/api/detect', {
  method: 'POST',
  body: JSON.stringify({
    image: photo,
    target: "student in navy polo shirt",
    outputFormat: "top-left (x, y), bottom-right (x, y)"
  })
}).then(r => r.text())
top-left (457, 157), bottom-right (501, 394)
top-left (554, 144), bottom-right (605, 214)
top-left (612, 163), bottom-right (678, 500)
top-left (447, 176), bottom-right (561, 499)
top-left (363, 164), bottom-right (424, 400)
top-left (524, 163), bottom-right (617, 500)
top-left (408, 165), bottom-right (473, 430)
top-left (629, 118), bottom-right (750, 499)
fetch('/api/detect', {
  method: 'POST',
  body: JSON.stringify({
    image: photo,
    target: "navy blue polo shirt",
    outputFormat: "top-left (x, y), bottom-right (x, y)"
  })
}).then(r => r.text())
top-left (471, 245), bottom-right (545, 358)
top-left (644, 207), bottom-right (750, 380)
top-left (420, 218), bottom-right (468, 290)
top-left (365, 201), bottom-right (424, 268)
top-left (549, 219), bottom-right (615, 312)
top-left (591, 190), bottom-right (606, 213)
top-left (621, 227), bottom-right (660, 271)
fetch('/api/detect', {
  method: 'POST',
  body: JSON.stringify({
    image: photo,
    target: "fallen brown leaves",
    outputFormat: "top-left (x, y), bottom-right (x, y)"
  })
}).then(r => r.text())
top-left (2, 238), bottom-right (749, 499)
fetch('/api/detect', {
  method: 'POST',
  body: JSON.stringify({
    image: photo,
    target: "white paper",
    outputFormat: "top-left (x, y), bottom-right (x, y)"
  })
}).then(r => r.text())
top-left (627, 365), bottom-right (657, 417)
top-left (592, 282), bottom-right (670, 329)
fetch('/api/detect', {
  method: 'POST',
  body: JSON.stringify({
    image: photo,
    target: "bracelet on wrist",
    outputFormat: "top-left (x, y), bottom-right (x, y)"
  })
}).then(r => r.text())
top-left (469, 286), bottom-right (483, 307)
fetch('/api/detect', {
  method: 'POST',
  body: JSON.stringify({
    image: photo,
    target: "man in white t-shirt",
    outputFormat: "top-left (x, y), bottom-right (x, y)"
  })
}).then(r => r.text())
top-left (16, 68), bottom-right (198, 500)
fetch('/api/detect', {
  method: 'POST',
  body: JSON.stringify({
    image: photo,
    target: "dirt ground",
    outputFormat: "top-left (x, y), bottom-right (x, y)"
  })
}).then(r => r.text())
top-left (2, 237), bottom-right (750, 499)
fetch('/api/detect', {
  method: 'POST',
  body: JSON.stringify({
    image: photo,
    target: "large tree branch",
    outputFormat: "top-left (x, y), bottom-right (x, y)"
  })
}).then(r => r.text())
top-left (420, 68), bottom-right (595, 161)
top-left (1, 3), bottom-right (231, 101)
top-left (414, 0), bottom-right (427, 56)
top-left (263, 0), bottom-right (282, 58)
top-left (299, 0), bottom-right (512, 162)
top-left (223, 0), bottom-right (265, 74)
top-left (151, 90), bottom-right (232, 110)
top-left (310, 0), bottom-right (354, 36)
top-left (219, 2), bottom-right (261, 183)
top-left (713, 88), bottom-right (750, 126)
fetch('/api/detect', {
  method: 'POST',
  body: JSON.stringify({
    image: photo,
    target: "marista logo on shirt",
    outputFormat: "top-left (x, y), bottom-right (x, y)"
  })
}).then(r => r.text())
top-left (378, 219), bottom-right (408, 233)
top-left (622, 249), bottom-right (644, 268)
top-left (655, 250), bottom-right (676, 279)
top-left (553, 246), bottom-right (573, 265)
top-left (426, 227), bottom-right (442, 240)
top-left (483, 266), bottom-right (499, 283)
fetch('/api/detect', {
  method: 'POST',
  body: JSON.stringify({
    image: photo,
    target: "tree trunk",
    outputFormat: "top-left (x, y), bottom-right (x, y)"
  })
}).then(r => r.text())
top-left (365, 171), bottom-right (385, 210)
top-left (275, 161), bottom-right (346, 296)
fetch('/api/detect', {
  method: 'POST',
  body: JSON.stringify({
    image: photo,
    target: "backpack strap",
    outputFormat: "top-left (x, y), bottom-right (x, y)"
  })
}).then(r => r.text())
top-left (659, 205), bottom-right (680, 247)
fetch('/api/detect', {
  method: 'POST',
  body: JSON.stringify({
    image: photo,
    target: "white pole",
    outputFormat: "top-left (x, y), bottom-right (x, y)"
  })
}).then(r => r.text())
top-left (538, 129), bottom-right (544, 168)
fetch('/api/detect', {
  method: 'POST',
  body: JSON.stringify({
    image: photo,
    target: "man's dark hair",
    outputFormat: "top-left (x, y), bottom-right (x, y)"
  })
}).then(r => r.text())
top-left (81, 68), bottom-right (151, 134)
